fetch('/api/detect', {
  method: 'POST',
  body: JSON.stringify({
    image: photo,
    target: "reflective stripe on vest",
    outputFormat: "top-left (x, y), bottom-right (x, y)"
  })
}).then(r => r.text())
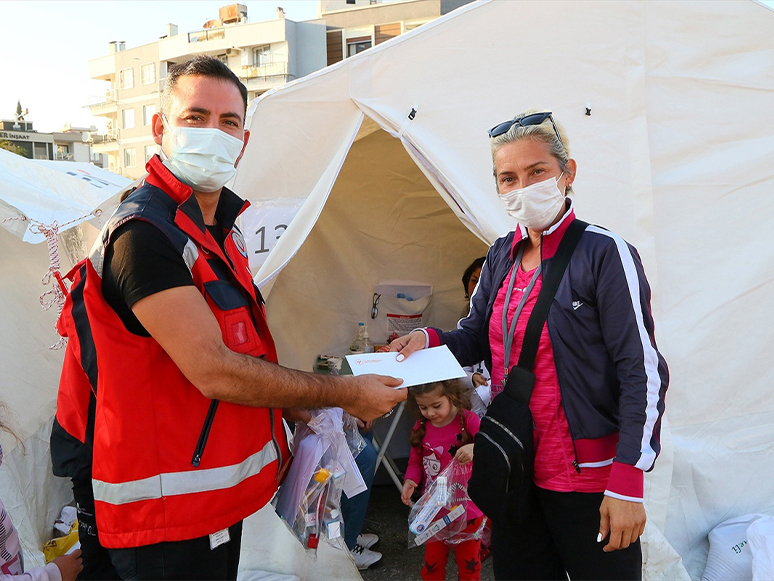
top-left (92, 440), bottom-right (277, 506)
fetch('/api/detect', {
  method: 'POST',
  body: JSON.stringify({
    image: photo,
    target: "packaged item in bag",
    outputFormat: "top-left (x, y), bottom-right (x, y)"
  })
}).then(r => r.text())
top-left (274, 408), bottom-right (366, 559)
top-left (408, 460), bottom-right (485, 547)
top-left (43, 521), bottom-right (79, 563)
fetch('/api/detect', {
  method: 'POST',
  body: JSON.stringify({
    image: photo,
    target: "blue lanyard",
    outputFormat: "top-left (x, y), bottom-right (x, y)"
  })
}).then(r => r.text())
top-left (502, 244), bottom-right (542, 385)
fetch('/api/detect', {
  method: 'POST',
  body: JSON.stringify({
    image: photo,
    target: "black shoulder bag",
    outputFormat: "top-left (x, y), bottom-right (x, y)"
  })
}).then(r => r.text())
top-left (468, 220), bottom-right (587, 523)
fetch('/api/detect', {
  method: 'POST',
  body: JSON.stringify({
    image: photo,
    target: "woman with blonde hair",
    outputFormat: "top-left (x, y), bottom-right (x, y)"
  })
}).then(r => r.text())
top-left (392, 110), bottom-right (668, 580)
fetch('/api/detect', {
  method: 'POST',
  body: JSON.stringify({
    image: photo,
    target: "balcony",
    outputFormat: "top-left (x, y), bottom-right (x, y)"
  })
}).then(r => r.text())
top-left (88, 89), bottom-right (118, 115)
top-left (54, 153), bottom-right (75, 161)
top-left (188, 27), bottom-right (225, 43)
top-left (239, 61), bottom-right (291, 90)
top-left (91, 129), bottom-right (120, 154)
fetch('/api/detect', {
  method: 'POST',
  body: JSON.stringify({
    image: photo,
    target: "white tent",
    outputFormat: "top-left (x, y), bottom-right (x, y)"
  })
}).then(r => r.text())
top-left (0, 152), bottom-right (131, 576)
top-left (232, 1), bottom-right (774, 579)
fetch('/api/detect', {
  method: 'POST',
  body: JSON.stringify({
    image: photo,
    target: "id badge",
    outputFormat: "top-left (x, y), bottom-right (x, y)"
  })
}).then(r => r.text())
top-left (209, 528), bottom-right (230, 550)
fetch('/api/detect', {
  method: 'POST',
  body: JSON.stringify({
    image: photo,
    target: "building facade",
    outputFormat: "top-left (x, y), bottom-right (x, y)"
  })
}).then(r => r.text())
top-left (320, 0), bottom-right (473, 65)
top-left (87, 5), bottom-right (327, 179)
top-left (0, 120), bottom-right (106, 167)
top-left (87, 1), bottom-right (472, 179)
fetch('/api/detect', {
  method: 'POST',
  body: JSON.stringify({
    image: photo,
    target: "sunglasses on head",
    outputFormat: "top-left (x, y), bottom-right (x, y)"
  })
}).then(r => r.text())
top-left (488, 111), bottom-right (564, 151)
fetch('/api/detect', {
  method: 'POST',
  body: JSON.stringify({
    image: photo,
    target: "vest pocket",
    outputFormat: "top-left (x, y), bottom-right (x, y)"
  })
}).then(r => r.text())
top-left (204, 281), bottom-right (265, 357)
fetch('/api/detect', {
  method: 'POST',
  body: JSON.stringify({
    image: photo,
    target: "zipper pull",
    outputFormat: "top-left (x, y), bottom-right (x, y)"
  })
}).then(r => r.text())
top-left (192, 454), bottom-right (201, 468)
top-left (572, 460), bottom-right (581, 474)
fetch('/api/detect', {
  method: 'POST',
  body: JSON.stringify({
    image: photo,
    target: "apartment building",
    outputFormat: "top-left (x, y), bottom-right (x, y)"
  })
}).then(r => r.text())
top-left (320, 0), bottom-right (473, 65)
top-left (87, 1), bottom-right (473, 179)
top-left (0, 119), bottom-right (107, 166)
top-left (87, 4), bottom-right (327, 179)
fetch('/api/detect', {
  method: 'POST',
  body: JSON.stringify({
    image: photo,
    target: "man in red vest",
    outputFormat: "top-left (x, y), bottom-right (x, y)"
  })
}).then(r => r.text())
top-left (56, 55), bottom-right (405, 580)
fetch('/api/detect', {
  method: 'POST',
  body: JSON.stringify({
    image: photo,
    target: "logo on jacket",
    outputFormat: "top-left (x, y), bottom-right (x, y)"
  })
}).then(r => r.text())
top-left (572, 300), bottom-right (584, 311)
top-left (231, 230), bottom-right (248, 258)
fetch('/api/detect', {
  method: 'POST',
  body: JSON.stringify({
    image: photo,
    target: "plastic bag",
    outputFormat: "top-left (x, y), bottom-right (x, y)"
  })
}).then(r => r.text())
top-left (343, 411), bottom-right (366, 459)
top-left (702, 513), bottom-right (769, 581)
top-left (408, 460), bottom-right (485, 547)
top-left (43, 507), bottom-right (80, 563)
top-left (274, 408), bottom-right (365, 559)
top-left (747, 515), bottom-right (774, 581)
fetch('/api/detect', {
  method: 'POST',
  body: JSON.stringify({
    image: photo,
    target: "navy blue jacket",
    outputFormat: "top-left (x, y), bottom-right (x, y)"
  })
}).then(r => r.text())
top-left (428, 208), bottom-right (668, 500)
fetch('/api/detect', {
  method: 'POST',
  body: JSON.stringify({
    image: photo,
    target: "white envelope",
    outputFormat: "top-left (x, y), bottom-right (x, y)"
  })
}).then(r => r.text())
top-left (345, 345), bottom-right (466, 389)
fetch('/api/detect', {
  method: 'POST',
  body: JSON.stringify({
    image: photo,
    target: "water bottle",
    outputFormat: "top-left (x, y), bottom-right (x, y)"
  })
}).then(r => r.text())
top-left (349, 322), bottom-right (366, 353)
top-left (362, 325), bottom-right (374, 353)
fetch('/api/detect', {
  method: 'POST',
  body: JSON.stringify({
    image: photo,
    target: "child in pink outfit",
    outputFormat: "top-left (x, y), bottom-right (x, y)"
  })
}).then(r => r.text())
top-left (401, 380), bottom-right (483, 581)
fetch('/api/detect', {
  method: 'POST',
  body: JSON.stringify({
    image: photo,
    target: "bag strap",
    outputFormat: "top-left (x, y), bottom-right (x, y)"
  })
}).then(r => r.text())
top-left (516, 219), bottom-right (588, 371)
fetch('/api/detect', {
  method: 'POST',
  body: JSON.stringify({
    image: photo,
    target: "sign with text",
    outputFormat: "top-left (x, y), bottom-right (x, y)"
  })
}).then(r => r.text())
top-left (239, 198), bottom-right (305, 271)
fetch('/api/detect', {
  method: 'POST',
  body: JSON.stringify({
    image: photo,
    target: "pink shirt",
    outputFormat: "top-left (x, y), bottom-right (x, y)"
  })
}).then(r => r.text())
top-left (405, 409), bottom-right (483, 520)
top-left (489, 263), bottom-right (610, 493)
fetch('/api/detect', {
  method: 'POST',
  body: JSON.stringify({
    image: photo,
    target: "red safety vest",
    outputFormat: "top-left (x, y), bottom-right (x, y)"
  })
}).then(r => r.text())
top-left (54, 261), bottom-right (92, 444)
top-left (50, 260), bottom-right (97, 482)
top-left (79, 157), bottom-right (289, 548)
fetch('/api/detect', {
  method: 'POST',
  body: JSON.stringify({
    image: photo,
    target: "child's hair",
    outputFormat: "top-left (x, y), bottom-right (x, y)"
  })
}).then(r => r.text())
top-left (407, 379), bottom-right (472, 449)
top-left (0, 401), bottom-right (20, 445)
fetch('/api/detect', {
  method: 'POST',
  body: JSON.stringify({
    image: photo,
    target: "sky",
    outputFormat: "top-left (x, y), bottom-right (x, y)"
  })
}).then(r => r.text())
top-left (2, 0), bottom-right (773, 134)
top-left (0, 1), bottom-right (319, 133)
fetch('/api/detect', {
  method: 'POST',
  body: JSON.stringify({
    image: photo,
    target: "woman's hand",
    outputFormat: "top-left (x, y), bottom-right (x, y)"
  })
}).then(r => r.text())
top-left (454, 443), bottom-right (475, 465)
top-left (472, 373), bottom-right (488, 387)
top-left (401, 479), bottom-right (418, 506)
top-left (598, 496), bottom-right (646, 552)
top-left (390, 330), bottom-right (426, 361)
top-left (53, 550), bottom-right (83, 581)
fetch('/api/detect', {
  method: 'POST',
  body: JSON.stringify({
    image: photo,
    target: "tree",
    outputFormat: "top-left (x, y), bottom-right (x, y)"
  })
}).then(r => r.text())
top-left (0, 140), bottom-right (26, 156)
top-left (16, 101), bottom-right (22, 118)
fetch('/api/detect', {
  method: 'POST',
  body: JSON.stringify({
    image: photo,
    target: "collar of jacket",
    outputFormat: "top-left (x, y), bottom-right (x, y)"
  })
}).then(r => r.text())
top-left (143, 154), bottom-right (250, 235)
top-left (511, 199), bottom-right (577, 261)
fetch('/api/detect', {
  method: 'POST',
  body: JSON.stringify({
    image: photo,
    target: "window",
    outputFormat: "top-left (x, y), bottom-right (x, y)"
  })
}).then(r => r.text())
top-left (347, 39), bottom-right (372, 57)
top-left (143, 104), bottom-right (156, 126)
top-left (122, 108), bottom-right (135, 129)
top-left (33, 143), bottom-right (48, 160)
top-left (346, 0), bottom-right (355, 4)
top-left (124, 148), bottom-right (136, 168)
top-left (145, 145), bottom-right (156, 164)
top-left (253, 45), bottom-right (271, 66)
top-left (140, 63), bottom-right (156, 85)
top-left (119, 67), bottom-right (134, 89)
top-left (56, 144), bottom-right (70, 161)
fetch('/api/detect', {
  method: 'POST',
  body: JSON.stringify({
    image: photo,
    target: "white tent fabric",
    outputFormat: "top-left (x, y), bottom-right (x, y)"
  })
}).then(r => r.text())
top-left (232, 1), bottom-right (774, 579)
top-left (0, 150), bottom-right (131, 243)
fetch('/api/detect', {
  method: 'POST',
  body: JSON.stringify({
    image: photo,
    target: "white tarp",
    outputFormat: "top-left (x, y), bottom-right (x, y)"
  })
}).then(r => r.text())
top-left (0, 156), bottom-right (131, 575)
top-left (0, 150), bottom-right (131, 243)
top-left (232, 1), bottom-right (774, 579)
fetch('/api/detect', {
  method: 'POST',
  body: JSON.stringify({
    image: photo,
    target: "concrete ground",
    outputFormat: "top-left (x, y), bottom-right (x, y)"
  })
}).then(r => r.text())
top-left (358, 483), bottom-right (494, 581)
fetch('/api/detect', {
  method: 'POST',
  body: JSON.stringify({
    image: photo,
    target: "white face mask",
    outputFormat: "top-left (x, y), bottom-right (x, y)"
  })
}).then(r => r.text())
top-left (161, 117), bottom-right (245, 193)
top-left (499, 173), bottom-right (566, 231)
